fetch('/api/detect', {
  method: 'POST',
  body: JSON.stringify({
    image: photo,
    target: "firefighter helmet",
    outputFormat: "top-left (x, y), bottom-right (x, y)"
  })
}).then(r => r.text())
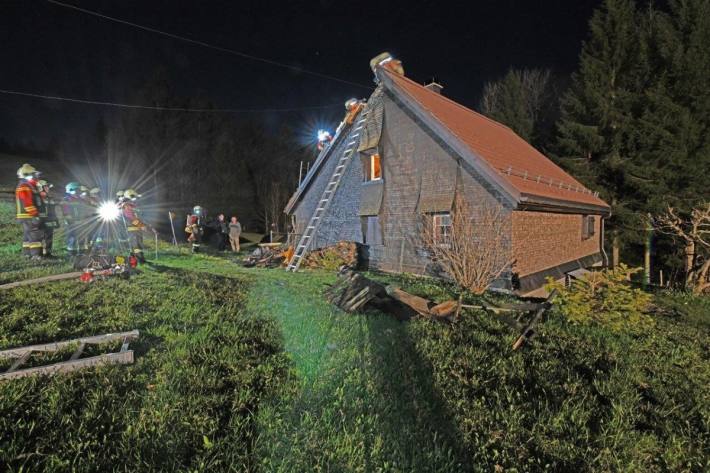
top-left (345, 98), bottom-right (359, 111)
top-left (193, 205), bottom-right (204, 216)
top-left (65, 182), bottom-right (81, 194)
top-left (37, 179), bottom-right (53, 190)
top-left (89, 187), bottom-right (101, 196)
top-left (79, 185), bottom-right (89, 196)
top-left (124, 188), bottom-right (141, 200)
top-left (17, 163), bottom-right (38, 179)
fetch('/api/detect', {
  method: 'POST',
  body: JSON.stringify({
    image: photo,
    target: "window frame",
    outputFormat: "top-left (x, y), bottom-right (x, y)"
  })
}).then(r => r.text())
top-left (369, 154), bottom-right (382, 181)
top-left (432, 212), bottom-right (452, 247)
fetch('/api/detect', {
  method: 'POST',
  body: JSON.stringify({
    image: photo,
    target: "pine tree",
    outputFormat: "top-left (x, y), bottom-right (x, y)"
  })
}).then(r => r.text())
top-left (554, 0), bottom-right (650, 260)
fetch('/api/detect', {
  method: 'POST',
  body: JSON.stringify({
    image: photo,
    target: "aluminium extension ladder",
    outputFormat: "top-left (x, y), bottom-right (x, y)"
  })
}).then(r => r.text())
top-left (286, 110), bottom-right (369, 271)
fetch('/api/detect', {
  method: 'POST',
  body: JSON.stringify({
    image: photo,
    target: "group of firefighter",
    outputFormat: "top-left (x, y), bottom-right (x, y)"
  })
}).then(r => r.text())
top-left (14, 163), bottom-right (153, 262)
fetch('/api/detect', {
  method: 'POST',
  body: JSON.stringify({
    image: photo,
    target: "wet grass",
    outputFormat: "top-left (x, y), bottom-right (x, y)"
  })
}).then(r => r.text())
top-left (1, 201), bottom-right (708, 471)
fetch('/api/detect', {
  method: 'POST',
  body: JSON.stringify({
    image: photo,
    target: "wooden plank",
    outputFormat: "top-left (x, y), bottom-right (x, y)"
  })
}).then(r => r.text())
top-left (0, 351), bottom-right (134, 381)
top-left (0, 330), bottom-right (140, 359)
top-left (385, 286), bottom-right (431, 316)
top-left (0, 272), bottom-right (83, 291)
top-left (512, 289), bottom-right (557, 350)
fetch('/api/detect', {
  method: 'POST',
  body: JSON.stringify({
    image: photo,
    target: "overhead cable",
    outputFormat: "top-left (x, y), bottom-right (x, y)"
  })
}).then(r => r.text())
top-left (46, 0), bottom-right (372, 90)
top-left (0, 88), bottom-right (342, 113)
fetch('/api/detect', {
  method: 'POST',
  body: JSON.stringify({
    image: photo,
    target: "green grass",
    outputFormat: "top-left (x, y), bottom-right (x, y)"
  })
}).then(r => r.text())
top-left (1, 201), bottom-right (709, 472)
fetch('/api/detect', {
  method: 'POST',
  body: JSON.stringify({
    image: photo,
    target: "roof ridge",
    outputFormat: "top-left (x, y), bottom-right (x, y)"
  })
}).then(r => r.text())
top-left (381, 68), bottom-right (516, 133)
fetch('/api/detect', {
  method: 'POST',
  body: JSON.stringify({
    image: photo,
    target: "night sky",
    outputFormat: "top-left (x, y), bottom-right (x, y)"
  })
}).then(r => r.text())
top-left (0, 0), bottom-right (601, 150)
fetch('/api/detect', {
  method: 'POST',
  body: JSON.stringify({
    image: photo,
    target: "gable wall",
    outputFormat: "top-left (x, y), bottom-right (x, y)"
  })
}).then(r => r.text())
top-left (374, 93), bottom-right (512, 277)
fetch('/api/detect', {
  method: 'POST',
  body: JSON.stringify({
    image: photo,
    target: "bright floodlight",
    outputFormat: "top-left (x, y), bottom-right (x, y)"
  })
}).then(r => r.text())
top-left (317, 129), bottom-right (331, 141)
top-left (98, 201), bottom-right (121, 222)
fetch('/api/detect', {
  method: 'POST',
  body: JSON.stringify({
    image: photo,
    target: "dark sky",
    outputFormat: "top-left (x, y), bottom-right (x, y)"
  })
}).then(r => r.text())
top-left (0, 0), bottom-right (601, 150)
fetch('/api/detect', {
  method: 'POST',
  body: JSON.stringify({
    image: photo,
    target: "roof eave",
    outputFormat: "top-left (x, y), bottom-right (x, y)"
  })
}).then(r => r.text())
top-left (518, 194), bottom-right (612, 216)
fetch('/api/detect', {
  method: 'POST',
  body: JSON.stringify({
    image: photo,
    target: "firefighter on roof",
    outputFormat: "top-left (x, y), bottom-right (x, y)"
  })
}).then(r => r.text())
top-left (15, 164), bottom-right (43, 259)
top-left (62, 182), bottom-right (83, 256)
top-left (122, 188), bottom-right (155, 263)
top-left (37, 179), bottom-right (59, 257)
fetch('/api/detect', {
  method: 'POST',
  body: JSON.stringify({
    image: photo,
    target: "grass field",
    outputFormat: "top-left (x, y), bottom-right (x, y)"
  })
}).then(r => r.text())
top-left (0, 201), bottom-right (708, 472)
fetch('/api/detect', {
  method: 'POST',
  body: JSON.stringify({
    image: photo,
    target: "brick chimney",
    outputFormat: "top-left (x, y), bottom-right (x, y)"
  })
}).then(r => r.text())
top-left (424, 78), bottom-right (443, 94)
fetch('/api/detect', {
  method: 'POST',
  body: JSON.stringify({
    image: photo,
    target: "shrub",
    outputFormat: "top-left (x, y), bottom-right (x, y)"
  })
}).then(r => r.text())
top-left (545, 265), bottom-right (654, 331)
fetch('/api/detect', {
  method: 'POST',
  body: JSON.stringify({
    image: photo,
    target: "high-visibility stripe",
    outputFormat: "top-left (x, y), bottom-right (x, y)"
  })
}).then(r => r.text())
top-left (133, 249), bottom-right (143, 254)
top-left (28, 242), bottom-right (43, 249)
top-left (16, 213), bottom-right (33, 219)
top-left (22, 243), bottom-right (31, 248)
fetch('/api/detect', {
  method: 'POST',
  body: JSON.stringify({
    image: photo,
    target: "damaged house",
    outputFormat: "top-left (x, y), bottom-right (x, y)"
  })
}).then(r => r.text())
top-left (284, 54), bottom-right (610, 294)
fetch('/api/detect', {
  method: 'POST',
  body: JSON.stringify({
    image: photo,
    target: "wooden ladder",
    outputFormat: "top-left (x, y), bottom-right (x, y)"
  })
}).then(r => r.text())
top-left (0, 330), bottom-right (139, 381)
top-left (286, 111), bottom-right (368, 272)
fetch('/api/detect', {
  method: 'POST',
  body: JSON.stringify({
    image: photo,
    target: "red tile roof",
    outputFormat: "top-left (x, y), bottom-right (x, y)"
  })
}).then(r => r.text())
top-left (383, 69), bottom-right (609, 211)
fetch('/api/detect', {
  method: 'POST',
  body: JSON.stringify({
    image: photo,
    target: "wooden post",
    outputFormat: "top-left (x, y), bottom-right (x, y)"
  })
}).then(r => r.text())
top-left (643, 218), bottom-right (652, 288)
top-left (612, 232), bottom-right (620, 268)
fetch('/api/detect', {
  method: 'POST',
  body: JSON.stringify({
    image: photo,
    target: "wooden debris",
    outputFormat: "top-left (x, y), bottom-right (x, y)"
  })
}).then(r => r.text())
top-left (242, 244), bottom-right (286, 268)
top-left (303, 241), bottom-right (364, 270)
top-left (327, 269), bottom-right (557, 349)
top-left (0, 330), bottom-right (139, 381)
top-left (0, 272), bottom-right (84, 291)
top-left (512, 289), bottom-right (557, 350)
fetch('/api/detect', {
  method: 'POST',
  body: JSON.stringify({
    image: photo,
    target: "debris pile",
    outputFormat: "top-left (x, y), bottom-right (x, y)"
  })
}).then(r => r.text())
top-left (325, 268), bottom-right (459, 321)
top-left (303, 241), bottom-right (365, 270)
top-left (326, 268), bottom-right (557, 350)
top-left (242, 243), bottom-right (287, 268)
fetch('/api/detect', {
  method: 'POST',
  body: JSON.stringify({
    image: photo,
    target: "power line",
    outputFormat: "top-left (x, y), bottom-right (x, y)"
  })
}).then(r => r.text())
top-left (46, 0), bottom-right (373, 91)
top-left (0, 88), bottom-right (342, 113)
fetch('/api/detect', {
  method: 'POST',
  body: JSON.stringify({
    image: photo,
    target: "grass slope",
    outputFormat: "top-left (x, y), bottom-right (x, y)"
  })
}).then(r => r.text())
top-left (0, 201), bottom-right (708, 472)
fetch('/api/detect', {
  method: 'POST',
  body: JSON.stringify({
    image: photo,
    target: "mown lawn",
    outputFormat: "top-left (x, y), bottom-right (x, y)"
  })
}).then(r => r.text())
top-left (0, 200), bottom-right (709, 472)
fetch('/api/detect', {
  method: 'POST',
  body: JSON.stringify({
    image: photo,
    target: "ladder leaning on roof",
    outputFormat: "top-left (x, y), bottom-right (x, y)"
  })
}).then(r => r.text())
top-left (286, 109), bottom-right (368, 272)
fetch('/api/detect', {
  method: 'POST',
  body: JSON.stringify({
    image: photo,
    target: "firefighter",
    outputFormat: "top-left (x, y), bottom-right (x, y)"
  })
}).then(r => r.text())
top-left (37, 179), bottom-right (59, 257)
top-left (122, 188), bottom-right (154, 263)
top-left (317, 129), bottom-right (333, 152)
top-left (62, 182), bottom-right (83, 256)
top-left (87, 187), bottom-right (103, 250)
top-left (76, 185), bottom-right (93, 254)
top-left (185, 205), bottom-right (205, 253)
top-left (15, 164), bottom-right (43, 259)
top-left (185, 215), bottom-right (203, 253)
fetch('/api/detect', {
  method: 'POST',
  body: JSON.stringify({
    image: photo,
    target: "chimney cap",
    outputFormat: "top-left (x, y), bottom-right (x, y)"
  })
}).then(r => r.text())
top-left (424, 78), bottom-right (443, 94)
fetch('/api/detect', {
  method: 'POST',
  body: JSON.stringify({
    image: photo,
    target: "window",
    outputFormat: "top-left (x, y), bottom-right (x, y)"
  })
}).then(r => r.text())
top-left (361, 215), bottom-right (383, 245)
top-left (363, 153), bottom-right (382, 181)
top-left (433, 213), bottom-right (452, 245)
top-left (582, 215), bottom-right (595, 240)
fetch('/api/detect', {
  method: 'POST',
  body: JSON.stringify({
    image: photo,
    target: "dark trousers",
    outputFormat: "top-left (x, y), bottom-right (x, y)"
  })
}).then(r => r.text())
top-left (129, 231), bottom-right (145, 261)
top-left (21, 220), bottom-right (43, 257)
top-left (43, 226), bottom-right (54, 255)
top-left (65, 223), bottom-right (79, 255)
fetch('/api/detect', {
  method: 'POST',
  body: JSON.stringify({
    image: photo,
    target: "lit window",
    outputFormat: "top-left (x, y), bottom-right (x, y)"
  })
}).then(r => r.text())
top-left (433, 213), bottom-right (452, 245)
top-left (370, 154), bottom-right (382, 181)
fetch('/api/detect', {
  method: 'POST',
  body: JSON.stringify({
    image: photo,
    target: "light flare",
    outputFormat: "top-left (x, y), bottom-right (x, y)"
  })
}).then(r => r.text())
top-left (97, 201), bottom-right (121, 222)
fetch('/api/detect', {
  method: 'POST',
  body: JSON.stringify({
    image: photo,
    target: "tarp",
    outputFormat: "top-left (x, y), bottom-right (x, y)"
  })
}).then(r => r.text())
top-left (357, 86), bottom-right (385, 153)
top-left (359, 180), bottom-right (384, 216)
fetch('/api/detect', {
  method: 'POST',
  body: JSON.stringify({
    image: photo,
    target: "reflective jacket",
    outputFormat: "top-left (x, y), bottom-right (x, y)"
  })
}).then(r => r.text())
top-left (38, 191), bottom-right (60, 227)
top-left (122, 202), bottom-right (145, 232)
top-left (62, 195), bottom-right (82, 224)
top-left (15, 180), bottom-right (39, 220)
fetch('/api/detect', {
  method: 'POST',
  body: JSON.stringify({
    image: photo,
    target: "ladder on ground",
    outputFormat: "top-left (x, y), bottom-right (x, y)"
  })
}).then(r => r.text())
top-left (286, 111), bottom-right (368, 271)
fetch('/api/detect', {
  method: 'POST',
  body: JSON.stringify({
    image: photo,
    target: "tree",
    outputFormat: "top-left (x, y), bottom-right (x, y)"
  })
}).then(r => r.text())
top-left (553, 0), bottom-right (650, 264)
top-left (420, 194), bottom-right (513, 295)
top-left (479, 68), bottom-right (561, 148)
top-left (656, 204), bottom-right (710, 293)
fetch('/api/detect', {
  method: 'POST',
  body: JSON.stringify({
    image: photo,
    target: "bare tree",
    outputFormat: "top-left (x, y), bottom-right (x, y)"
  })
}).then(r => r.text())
top-left (420, 194), bottom-right (514, 295)
top-left (655, 204), bottom-right (710, 293)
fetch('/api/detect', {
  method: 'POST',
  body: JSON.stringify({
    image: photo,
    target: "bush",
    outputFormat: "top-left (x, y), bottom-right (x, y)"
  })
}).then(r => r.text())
top-left (545, 265), bottom-right (654, 331)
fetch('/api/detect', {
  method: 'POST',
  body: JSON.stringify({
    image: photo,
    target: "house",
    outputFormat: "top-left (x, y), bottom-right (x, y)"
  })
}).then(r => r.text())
top-left (284, 54), bottom-right (610, 294)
